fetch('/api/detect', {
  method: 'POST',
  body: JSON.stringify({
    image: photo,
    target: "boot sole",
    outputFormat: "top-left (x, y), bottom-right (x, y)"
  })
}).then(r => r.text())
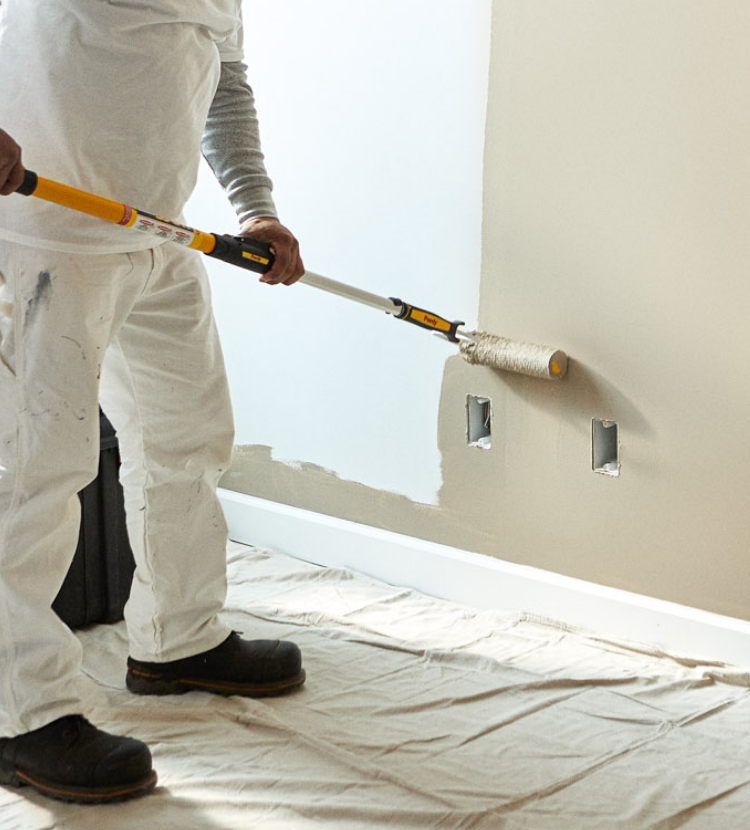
top-left (0, 761), bottom-right (157, 804)
top-left (126, 666), bottom-right (306, 698)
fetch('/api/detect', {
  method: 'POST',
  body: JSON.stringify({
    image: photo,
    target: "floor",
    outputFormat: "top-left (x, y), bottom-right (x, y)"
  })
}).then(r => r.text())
top-left (2, 541), bottom-right (750, 829)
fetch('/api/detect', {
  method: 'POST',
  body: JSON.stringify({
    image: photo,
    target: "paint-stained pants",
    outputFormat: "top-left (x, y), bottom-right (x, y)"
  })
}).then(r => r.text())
top-left (0, 240), bottom-right (235, 736)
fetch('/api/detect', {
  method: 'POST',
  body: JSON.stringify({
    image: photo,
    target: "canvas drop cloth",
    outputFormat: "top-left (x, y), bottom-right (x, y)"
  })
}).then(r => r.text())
top-left (3, 541), bottom-right (750, 829)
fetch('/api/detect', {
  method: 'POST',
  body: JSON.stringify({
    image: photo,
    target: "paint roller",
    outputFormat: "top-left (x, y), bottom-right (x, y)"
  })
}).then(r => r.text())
top-left (14, 170), bottom-right (567, 380)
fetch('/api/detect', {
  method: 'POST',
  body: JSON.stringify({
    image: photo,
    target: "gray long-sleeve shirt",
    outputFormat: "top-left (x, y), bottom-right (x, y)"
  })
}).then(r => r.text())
top-left (202, 61), bottom-right (279, 226)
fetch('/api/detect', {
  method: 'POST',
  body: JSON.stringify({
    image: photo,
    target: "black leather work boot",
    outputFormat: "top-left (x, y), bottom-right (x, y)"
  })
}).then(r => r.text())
top-left (127, 631), bottom-right (306, 697)
top-left (0, 715), bottom-right (157, 804)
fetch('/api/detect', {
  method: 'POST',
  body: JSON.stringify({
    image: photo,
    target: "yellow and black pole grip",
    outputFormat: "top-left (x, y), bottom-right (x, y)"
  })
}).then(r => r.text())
top-left (389, 298), bottom-right (464, 343)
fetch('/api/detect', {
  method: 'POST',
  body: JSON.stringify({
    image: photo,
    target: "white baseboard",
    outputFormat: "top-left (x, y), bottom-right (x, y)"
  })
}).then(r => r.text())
top-left (219, 488), bottom-right (750, 668)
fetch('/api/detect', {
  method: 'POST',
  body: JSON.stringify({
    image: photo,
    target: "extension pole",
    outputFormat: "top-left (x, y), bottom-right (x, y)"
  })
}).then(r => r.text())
top-left (15, 170), bottom-right (466, 340)
top-left (14, 170), bottom-right (567, 378)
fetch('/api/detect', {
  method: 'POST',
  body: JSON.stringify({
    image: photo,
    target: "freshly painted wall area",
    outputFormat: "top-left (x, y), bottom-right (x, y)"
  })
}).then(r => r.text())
top-left (469, 0), bottom-right (750, 618)
top-left (213, 1), bottom-right (750, 622)
top-left (189, 0), bottom-right (491, 505)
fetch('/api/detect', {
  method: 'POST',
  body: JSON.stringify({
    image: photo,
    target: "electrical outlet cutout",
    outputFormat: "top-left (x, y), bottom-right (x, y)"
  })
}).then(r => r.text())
top-left (592, 419), bottom-right (620, 476)
top-left (467, 395), bottom-right (492, 449)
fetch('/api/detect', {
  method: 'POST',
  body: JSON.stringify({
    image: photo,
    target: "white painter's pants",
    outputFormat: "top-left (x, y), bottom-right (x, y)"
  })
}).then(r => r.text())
top-left (0, 241), bottom-right (235, 736)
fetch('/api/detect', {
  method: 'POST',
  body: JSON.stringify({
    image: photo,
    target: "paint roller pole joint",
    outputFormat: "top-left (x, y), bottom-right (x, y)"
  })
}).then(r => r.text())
top-left (390, 298), bottom-right (463, 343)
top-left (205, 234), bottom-right (274, 275)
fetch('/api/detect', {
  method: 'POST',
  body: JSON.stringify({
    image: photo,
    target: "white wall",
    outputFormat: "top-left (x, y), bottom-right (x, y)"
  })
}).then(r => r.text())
top-left (186, 0), bottom-right (492, 504)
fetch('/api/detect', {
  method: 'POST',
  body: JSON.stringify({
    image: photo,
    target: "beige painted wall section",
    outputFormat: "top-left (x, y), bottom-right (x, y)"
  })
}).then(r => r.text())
top-left (471, 0), bottom-right (750, 618)
top-left (224, 0), bottom-right (750, 621)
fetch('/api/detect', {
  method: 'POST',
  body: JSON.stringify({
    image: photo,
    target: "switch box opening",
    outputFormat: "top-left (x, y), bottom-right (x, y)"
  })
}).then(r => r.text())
top-left (467, 395), bottom-right (492, 449)
top-left (592, 419), bottom-right (619, 476)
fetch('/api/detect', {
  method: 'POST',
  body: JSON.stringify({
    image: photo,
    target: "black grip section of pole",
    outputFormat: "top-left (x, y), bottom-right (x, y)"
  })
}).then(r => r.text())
top-left (15, 169), bottom-right (38, 196)
top-left (390, 297), bottom-right (464, 343)
top-left (206, 234), bottom-right (275, 275)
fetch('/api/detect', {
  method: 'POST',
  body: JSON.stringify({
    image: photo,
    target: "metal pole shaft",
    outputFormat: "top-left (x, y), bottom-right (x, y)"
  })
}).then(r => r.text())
top-left (299, 271), bottom-right (402, 316)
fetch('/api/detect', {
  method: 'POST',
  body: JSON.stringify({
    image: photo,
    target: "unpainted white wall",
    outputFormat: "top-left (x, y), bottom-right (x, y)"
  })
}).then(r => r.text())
top-left (187, 0), bottom-right (491, 504)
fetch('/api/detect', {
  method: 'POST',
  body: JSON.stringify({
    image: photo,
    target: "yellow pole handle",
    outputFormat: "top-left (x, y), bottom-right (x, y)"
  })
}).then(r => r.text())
top-left (31, 175), bottom-right (129, 225)
top-left (16, 170), bottom-right (217, 253)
